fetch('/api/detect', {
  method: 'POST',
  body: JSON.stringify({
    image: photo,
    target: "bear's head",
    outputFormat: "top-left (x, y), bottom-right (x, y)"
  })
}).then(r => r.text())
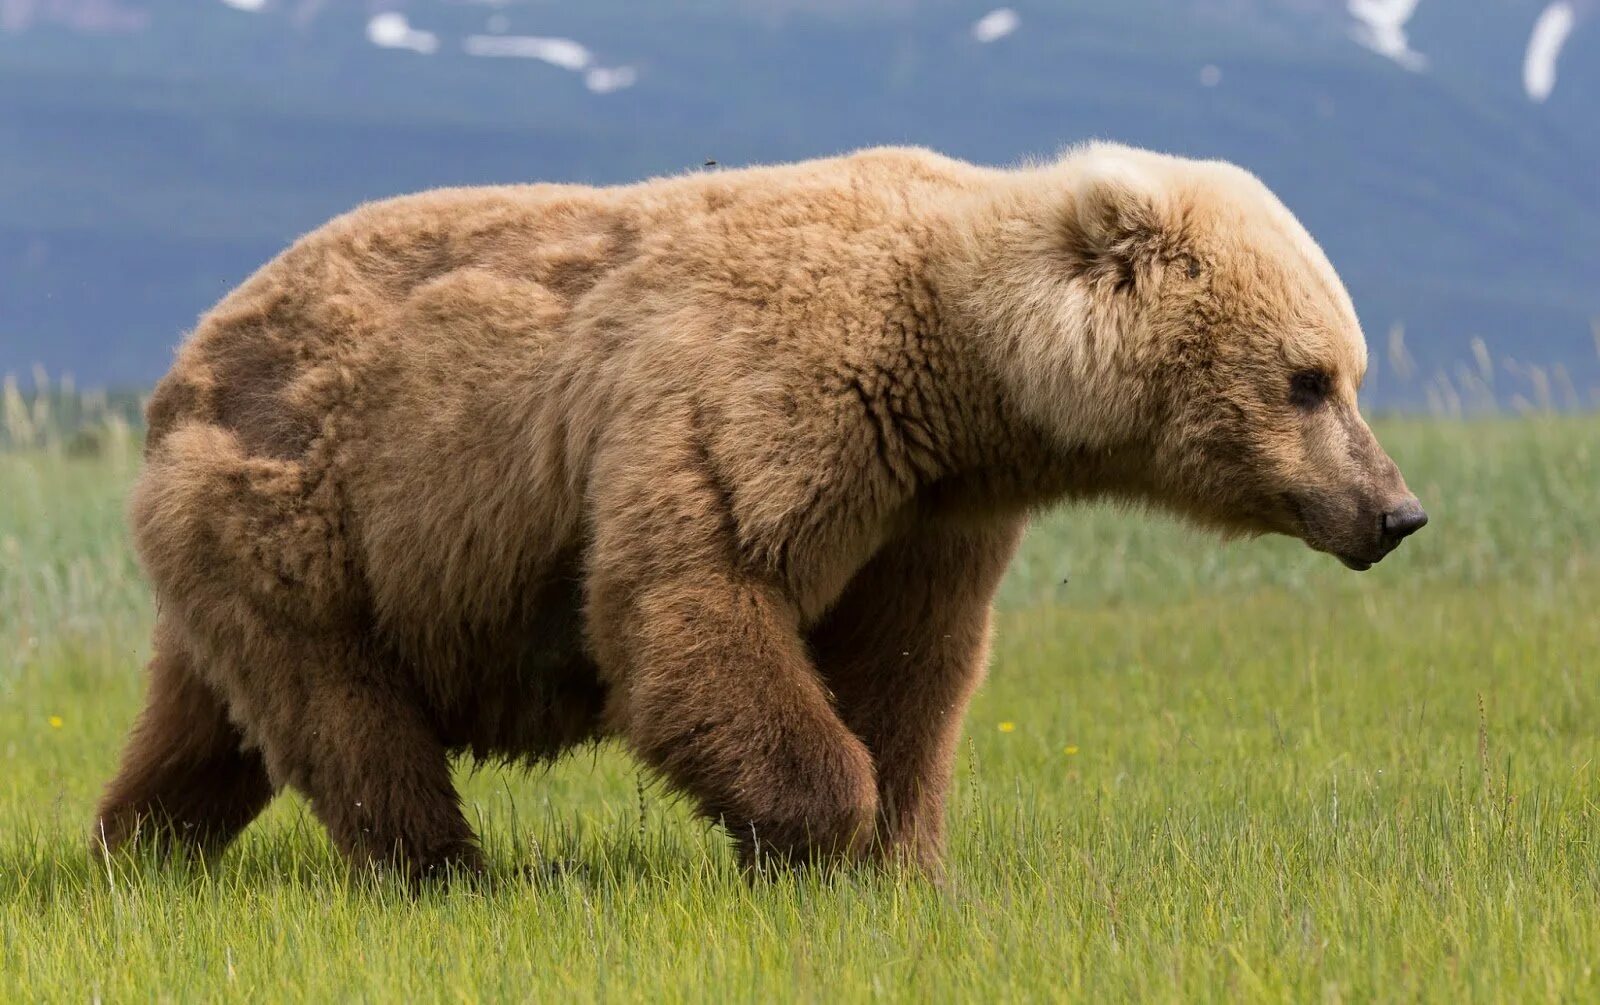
top-left (963, 143), bottom-right (1426, 569)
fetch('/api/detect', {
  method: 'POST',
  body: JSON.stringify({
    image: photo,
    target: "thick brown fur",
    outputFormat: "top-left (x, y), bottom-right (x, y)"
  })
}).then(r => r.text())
top-left (96, 144), bottom-right (1421, 880)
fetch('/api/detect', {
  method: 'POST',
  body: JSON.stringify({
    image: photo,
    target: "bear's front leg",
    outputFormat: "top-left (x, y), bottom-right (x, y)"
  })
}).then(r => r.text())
top-left (809, 519), bottom-right (1025, 877)
top-left (593, 564), bottom-right (879, 867)
top-left (586, 435), bottom-right (878, 869)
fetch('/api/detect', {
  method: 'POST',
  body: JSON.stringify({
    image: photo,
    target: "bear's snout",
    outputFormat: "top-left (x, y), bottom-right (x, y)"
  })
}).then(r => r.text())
top-left (1380, 498), bottom-right (1428, 547)
top-left (1333, 495), bottom-right (1427, 570)
top-left (1287, 483), bottom-right (1427, 571)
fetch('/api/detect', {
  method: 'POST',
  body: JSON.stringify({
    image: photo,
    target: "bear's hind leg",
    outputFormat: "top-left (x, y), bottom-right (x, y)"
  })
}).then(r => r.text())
top-left (128, 422), bottom-right (480, 882)
top-left (232, 633), bottom-right (484, 883)
top-left (94, 627), bottom-right (274, 860)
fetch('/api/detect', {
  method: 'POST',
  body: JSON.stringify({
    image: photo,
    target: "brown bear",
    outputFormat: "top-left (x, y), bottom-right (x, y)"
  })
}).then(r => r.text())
top-left (95, 144), bottom-right (1426, 880)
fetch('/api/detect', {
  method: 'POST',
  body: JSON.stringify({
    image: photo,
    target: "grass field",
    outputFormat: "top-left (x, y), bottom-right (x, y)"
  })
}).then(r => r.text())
top-left (1, 414), bottom-right (1597, 1001)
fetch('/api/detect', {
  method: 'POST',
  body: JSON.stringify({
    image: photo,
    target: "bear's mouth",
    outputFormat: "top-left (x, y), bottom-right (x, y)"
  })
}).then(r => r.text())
top-left (1281, 493), bottom-right (1385, 572)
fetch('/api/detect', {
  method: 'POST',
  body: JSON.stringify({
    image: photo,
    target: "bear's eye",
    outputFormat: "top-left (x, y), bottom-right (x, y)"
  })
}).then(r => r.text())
top-left (1177, 255), bottom-right (1203, 280)
top-left (1289, 369), bottom-right (1332, 409)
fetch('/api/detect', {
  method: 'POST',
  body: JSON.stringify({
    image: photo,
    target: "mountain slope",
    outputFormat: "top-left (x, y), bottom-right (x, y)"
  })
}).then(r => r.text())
top-left (1, 0), bottom-right (1595, 401)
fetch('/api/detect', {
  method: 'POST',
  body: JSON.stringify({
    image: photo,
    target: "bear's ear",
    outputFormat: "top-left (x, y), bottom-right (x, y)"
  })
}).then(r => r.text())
top-left (1061, 153), bottom-right (1168, 288)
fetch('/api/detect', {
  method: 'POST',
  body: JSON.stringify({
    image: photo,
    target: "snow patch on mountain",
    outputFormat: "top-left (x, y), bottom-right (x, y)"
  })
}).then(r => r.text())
top-left (972, 9), bottom-right (1019, 44)
top-left (367, 12), bottom-right (438, 55)
top-left (463, 34), bottom-right (591, 69)
top-left (1524, 1), bottom-right (1577, 102)
top-left (460, 33), bottom-right (636, 92)
top-left (584, 66), bottom-right (637, 93)
top-left (1348, 0), bottom-right (1427, 71)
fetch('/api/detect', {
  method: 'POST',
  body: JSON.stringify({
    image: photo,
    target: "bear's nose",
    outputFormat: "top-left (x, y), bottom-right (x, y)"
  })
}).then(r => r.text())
top-left (1381, 498), bottom-right (1428, 545)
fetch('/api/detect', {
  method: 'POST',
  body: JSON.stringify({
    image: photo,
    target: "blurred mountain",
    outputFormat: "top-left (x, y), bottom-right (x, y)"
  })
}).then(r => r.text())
top-left (1, 0), bottom-right (1596, 403)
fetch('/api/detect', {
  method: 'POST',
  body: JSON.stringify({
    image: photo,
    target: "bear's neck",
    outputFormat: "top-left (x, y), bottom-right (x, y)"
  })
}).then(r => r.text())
top-left (898, 348), bottom-right (1159, 521)
top-left (901, 195), bottom-right (1157, 518)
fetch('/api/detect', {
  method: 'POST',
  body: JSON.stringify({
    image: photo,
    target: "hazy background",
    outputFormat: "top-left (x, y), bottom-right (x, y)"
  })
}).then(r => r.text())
top-left (1, 0), bottom-right (1596, 405)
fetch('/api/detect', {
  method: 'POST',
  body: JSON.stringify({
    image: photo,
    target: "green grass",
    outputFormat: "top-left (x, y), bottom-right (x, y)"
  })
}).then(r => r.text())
top-left (2, 416), bottom-right (1597, 1002)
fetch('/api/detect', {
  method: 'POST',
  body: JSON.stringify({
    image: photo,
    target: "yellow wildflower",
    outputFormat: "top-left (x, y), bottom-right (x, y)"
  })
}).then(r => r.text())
top-left (48, 715), bottom-right (63, 729)
top-left (998, 722), bottom-right (1016, 733)
top-left (1064, 745), bottom-right (1079, 755)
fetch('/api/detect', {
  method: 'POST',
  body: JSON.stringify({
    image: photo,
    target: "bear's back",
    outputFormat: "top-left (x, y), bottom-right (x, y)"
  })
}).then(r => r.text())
top-left (144, 147), bottom-right (981, 464)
